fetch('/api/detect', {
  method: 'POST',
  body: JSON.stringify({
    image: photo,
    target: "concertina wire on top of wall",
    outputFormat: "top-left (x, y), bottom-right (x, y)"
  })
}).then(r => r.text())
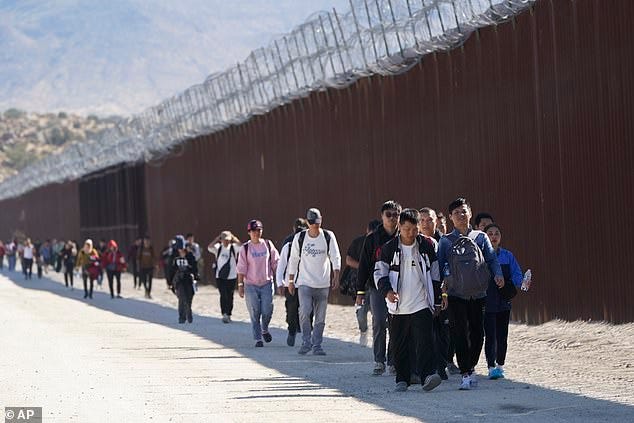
top-left (0, 0), bottom-right (534, 201)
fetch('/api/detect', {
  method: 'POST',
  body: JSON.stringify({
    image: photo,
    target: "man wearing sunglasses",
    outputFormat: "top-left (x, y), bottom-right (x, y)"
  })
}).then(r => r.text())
top-left (356, 200), bottom-right (401, 376)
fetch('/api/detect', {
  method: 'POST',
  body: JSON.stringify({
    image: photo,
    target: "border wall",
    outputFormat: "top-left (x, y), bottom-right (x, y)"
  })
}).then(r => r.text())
top-left (2, 0), bottom-right (633, 323)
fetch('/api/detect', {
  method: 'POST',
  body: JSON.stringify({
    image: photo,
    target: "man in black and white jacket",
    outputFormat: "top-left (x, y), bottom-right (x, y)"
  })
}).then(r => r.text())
top-left (374, 208), bottom-right (443, 392)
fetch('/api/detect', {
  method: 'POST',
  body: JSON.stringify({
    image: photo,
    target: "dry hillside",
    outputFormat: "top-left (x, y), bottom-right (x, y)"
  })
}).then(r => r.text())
top-left (0, 109), bottom-right (119, 182)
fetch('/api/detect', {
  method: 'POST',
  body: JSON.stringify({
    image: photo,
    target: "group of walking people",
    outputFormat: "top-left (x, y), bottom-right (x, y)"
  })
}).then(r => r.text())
top-left (202, 199), bottom-right (530, 393)
top-left (1, 236), bottom-right (157, 300)
top-left (2, 197), bottom-right (530, 393)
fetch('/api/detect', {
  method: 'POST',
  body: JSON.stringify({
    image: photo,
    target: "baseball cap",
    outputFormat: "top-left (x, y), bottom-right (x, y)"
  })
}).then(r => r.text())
top-left (247, 220), bottom-right (263, 231)
top-left (306, 208), bottom-right (322, 224)
top-left (174, 235), bottom-right (186, 250)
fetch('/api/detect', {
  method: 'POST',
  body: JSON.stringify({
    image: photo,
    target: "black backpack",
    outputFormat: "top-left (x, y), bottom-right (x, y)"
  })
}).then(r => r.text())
top-left (444, 231), bottom-right (491, 299)
top-left (216, 244), bottom-right (236, 280)
top-left (292, 229), bottom-right (332, 280)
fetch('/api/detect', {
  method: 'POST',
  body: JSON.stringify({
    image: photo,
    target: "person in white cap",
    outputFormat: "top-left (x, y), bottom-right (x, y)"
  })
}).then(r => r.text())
top-left (208, 230), bottom-right (242, 323)
top-left (287, 208), bottom-right (341, 355)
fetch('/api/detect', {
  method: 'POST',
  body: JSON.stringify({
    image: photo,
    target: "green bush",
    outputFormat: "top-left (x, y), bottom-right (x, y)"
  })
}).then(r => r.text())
top-left (46, 127), bottom-right (73, 146)
top-left (3, 143), bottom-right (33, 170)
top-left (3, 108), bottom-right (26, 119)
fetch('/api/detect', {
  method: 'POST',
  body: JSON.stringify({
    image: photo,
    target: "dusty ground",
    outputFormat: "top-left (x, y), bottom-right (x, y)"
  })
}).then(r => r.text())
top-left (0, 267), bottom-right (632, 422)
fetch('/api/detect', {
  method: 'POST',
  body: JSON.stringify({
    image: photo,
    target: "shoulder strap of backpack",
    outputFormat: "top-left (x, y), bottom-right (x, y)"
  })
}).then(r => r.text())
top-left (466, 230), bottom-right (480, 242)
top-left (298, 230), bottom-right (307, 252)
top-left (323, 229), bottom-right (331, 256)
top-left (243, 241), bottom-right (249, 256)
top-left (229, 244), bottom-right (236, 259)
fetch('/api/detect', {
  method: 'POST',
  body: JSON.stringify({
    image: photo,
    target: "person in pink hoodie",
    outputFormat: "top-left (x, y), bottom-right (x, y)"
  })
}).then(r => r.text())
top-left (237, 220), bottom-right (279, 347)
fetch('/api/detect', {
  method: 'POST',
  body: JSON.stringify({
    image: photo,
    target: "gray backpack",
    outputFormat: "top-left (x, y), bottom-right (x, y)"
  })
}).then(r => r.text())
top-left (444, 231), bottom-right (490, 299)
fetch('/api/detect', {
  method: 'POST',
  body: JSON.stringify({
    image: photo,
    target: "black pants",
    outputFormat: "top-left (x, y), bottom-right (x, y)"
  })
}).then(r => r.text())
top-left (64, 271), bottom-right (74, 287)
top-left (107, 270), bottom-right (122, 298)
top-left (23, 258), bottom-right (33, 279)
top-left (284, 287), bottom-right (301, 334)
top-left (391, 308), bottom-right (435, 385)
top-left (37, 262), bottom-right (43, 279)
top-left (484, 310), bottom-right (511, 368)
top-left (131, 263), bottom-right (139, 287)
top-left (448, 296), bottom-right (485, 374)
top-left (82, 273), bottom-right (94, 298)
top-left (433, 308), bottom-right (451, 372)
top-left (217, 278), bottom-right (236, 316)
top-left (177, 282), bottom-right (194, 322)
top-left (139, 267), bottom-right (153, 294)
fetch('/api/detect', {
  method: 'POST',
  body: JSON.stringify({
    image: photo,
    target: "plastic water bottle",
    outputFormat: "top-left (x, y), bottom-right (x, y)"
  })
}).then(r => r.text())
top-left (192, 279), bottom-right (198, 293)
top-left (521, 269), bottom-right (532, 291)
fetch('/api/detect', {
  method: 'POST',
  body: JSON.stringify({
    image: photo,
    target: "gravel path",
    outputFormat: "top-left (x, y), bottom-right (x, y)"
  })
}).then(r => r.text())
top-left (1, 269), bottom-right (632, 422)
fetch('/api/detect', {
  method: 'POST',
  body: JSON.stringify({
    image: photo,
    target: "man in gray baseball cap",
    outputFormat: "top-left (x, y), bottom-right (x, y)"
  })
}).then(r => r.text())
top-left (286, 207), bottom-right (341, 355)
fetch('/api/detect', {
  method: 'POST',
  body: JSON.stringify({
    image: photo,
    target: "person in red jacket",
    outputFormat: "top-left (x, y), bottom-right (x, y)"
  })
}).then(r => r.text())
top-left (102, 240), bottom-right (127, 299)
top-left (0, 240), bottom-right (5, 270)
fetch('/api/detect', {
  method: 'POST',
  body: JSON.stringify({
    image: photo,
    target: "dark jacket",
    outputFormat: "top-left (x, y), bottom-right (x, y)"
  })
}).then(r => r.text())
top-left (486, 247), bottom-right (523, 313)
top-left (171, 252), bottom-right (199, 287)
top-left (356, 225), bottom-right (397, 293)
top-left (374, 234), bottom-right (441, 306)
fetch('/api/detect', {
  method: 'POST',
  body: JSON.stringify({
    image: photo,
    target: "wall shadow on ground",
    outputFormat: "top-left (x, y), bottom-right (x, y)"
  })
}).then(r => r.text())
top-left (3, 269), bottom-right (632, 422)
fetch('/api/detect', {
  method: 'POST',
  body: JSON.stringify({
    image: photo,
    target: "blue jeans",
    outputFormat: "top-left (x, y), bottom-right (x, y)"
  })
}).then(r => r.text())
top-left (370, 287), bottom-right (392, 365)
top-left (244, 282), bottom-right (274, 341)
top-left (356, 291), bottom-right (371, 333)
top-left (8, 255), bottom-right (16, 271)
top-left (298, 286), bottom-right (329, 350)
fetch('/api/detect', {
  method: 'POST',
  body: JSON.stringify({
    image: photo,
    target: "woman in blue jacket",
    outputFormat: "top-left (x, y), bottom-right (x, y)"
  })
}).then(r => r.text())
top-left (483, 224), bottom-right (525, 380)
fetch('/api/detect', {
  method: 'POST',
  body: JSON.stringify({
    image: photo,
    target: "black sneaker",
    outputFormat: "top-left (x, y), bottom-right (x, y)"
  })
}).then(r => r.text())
top-left (286, 332), bottom-right (296, 347)
top-left (262, 332), bottom-right (272, 343)
top-left (255, 341), bottom-right (264, 347)
top-left (438, 368), bottom-right (449, 380)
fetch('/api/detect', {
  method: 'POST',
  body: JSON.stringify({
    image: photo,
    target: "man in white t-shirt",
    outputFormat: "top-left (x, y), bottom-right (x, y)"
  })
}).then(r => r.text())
top-left (208, 231), bottom-right (242, 323)
top-left (287, 208), bottom-right (341, 356)
top-left (374, 208), bottom-right (442, 393)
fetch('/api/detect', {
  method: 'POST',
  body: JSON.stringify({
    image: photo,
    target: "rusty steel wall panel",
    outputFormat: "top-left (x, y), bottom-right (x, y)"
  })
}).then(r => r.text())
top-left (78, 164), bottom-right (147, 251)
top-left (0, 180), bottom-right (80, 243)
top-left (143, 0), bottom-right (634, 320)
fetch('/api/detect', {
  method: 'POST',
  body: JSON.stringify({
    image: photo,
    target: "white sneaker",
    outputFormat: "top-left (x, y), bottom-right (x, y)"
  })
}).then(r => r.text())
top-left (395, 381), bottom-right (408, 392)
top-left (469, 373), bottom-right (478, 388)
top-left (459, 375), bottom-right (471, 390)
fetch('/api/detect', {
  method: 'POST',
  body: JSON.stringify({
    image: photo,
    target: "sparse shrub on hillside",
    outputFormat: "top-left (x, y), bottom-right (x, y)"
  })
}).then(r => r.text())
top-left (0, 109), bottom-right (118, 181)
top-left (3, 143), bottom-right (33, 170)
top-left (46, 127), bottom-right (73, 146)
top-left (4, 108), bottom-right (26, 119)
